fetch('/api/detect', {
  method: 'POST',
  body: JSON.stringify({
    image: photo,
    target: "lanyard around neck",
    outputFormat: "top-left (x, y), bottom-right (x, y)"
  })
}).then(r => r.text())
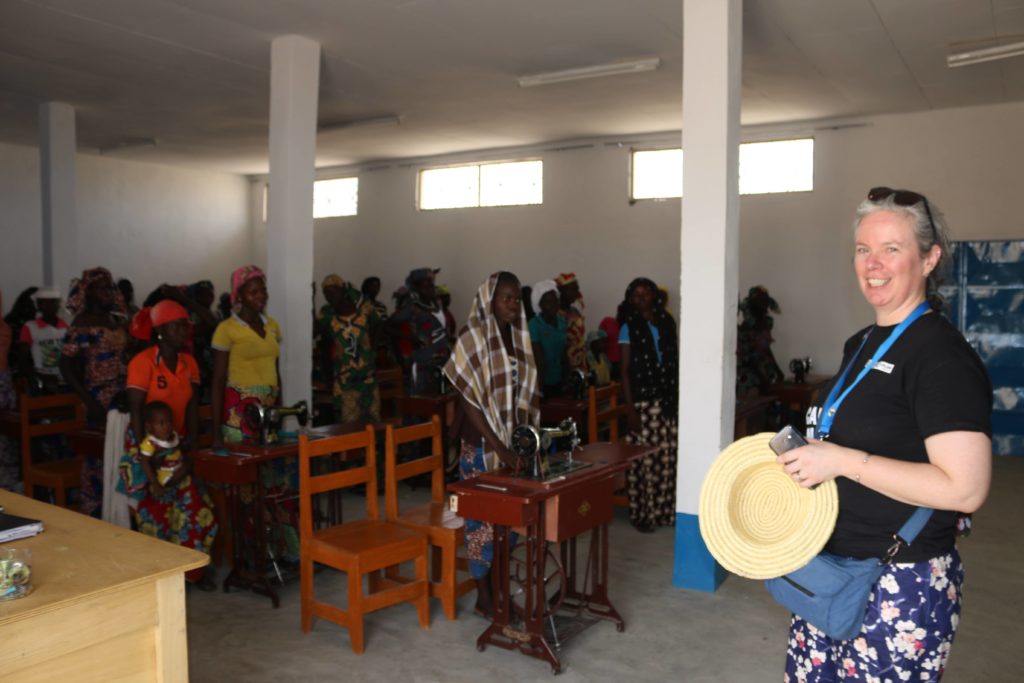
top-left (818, 300), bottom-right (930, 438)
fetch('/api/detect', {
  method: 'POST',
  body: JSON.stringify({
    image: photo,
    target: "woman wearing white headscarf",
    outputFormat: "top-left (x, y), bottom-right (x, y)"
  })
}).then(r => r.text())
top-left (444, 271), bottom-right (539, 616)
top-left (528, 279), bottom-right (566, 397)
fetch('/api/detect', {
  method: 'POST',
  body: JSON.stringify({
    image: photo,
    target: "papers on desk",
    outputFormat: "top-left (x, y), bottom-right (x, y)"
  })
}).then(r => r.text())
top-left (0, 510), bottom-right (44, 543)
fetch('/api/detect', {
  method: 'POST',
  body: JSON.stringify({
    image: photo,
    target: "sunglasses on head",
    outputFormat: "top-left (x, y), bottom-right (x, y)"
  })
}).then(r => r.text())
top-left (868, 186), bottom-right (937, 242)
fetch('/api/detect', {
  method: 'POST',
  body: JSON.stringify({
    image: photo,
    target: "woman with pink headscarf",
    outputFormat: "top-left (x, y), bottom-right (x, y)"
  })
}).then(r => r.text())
top-left (210, 266), bottom-right (298, 564)
top-left (210, 265), bottom-right (282, 446)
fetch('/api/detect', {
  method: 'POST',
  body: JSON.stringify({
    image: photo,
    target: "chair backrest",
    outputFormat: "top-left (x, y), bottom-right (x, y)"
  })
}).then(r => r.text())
top-left (19, 392), bottom-right (87, 473)
top-left (196, 403), bottom-right (215, 448)
top-left (384, 416), bottom-right (444, 521)
top-left (298, 426), bottom-right (379, 542)
top-left (587, 382), bottom-right (625, 444)
top-left (19, 392), bottom-right (86, 440)
top-left (376, 366), bottom-right (405, 418)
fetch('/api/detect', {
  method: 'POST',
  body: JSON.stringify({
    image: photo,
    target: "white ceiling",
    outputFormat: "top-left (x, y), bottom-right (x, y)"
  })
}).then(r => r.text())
top-left (2, 0), bottom-right (1023, 174)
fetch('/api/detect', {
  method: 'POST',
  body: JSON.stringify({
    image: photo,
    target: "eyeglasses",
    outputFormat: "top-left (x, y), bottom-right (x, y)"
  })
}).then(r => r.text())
top-left (867, 186), bottom-right (938, 242)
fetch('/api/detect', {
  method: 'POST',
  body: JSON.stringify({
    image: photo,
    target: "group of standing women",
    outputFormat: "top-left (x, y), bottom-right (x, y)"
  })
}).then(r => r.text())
top-left (526, 273), bottom-right (680, 533)
top-left (444, 270), bottom-right (680, 614)
top-left (19, 263), bottom-right (284, 586)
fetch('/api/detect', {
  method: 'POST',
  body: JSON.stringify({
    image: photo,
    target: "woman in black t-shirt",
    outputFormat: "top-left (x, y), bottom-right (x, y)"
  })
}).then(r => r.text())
top-left (777, 188), bottom-right (992, 682)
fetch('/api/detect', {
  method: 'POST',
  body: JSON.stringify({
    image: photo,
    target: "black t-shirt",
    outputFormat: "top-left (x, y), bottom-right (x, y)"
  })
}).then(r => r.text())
top-left (805, 312), bottom-right (991, 561)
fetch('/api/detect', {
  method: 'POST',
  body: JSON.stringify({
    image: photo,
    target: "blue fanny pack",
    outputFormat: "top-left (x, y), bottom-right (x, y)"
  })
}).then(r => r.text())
top-left (764, 507), bottom-right (932, 640)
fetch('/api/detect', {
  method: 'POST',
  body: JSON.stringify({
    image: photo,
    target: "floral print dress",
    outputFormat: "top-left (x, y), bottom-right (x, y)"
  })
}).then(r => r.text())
top-left (62, 323), bottom-right (129, 516)
top-left (785, 550), bottom-right (964, 682)
top-left (119, 431), bottom-right (218, 560)
top-left (322, 308), bottom-right (379, 424)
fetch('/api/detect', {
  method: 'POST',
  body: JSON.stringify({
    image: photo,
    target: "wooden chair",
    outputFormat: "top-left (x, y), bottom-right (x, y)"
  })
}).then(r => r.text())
top-left (195, 403), bottom-right (215, 448)
top-left (298, 425), bottom-right (430, 653)
top-left (587, 382), bottom-right (626, 444)
top-left (384, 416), bottom-right (473, 620)
top-left (376, 366), bottom-right (405, 419)
top-left (19, 393), bottom-right (87, 508)
top-left (587, 383), bottom-right (630, 507)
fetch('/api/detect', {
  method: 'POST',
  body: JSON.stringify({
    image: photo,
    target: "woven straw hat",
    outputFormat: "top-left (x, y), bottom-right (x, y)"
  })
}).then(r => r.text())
top-left (699, 432), bottom-right (839, 580)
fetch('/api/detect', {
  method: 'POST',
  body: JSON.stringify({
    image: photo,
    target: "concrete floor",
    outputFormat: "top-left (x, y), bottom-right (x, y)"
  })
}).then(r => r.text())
top-left (187, 457), bottom-right (1022, 682)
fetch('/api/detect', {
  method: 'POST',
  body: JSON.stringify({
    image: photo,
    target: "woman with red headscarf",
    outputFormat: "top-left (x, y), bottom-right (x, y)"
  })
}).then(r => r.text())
top-left (118, 300), bottom-right (218, 588)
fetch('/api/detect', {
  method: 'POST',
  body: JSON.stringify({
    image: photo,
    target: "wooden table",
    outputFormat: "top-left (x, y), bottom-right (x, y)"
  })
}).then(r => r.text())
top-left (767, 374), bottom-right (830, 428)
top-left (192, 429), bottom-right (321, 606)
top-left (448, 442), bottom-right (652, 674)
top-left (0, 490), bottom-right (207, 682)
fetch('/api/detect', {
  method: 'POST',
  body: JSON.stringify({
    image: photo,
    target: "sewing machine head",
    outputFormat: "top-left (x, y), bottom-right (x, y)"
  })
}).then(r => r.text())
top-left (243, 400), bottom-right (309, 446)
top-left (511, 419), bottom-right (578, 457)
top-left (789, 357), bottom-right (813, 384)
top-left (508, 419), bottom-right (585, 480)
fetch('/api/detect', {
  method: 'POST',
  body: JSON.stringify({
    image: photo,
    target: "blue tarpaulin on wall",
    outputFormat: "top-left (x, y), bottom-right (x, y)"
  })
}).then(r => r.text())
top-left (940, 240), bottom-right (1024, 457)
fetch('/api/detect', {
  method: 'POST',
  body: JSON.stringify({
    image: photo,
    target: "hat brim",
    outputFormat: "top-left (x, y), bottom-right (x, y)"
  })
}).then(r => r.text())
top-left (699, 432), bottom-right (838, 580)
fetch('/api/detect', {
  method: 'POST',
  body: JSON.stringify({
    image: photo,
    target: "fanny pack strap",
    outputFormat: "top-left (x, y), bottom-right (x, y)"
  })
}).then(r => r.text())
top-left (882, 507), bottom-right (935, 563)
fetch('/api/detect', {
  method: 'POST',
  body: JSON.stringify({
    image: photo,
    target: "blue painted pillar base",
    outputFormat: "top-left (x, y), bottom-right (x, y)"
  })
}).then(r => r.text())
top-left (672, 512), bottom-right (727, 592)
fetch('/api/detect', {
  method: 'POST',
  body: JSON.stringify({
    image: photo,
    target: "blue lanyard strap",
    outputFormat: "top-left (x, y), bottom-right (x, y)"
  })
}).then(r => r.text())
top-left (819, 300), bottom-right (930, 438)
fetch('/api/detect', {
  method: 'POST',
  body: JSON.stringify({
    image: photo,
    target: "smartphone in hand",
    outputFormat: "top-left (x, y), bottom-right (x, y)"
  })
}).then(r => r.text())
top-left (769, 425), bottom-right (808, 456)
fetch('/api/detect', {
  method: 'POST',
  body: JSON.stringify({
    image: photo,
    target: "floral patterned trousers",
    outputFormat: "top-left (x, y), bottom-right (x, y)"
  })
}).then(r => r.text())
top-left (785, 550), bottom-right (964, 682)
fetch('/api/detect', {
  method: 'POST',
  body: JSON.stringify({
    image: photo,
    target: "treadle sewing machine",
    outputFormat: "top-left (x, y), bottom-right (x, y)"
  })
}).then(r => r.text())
top-left (196, 399), bottom-right (312, 607)
top-left (449, 424), bottom-right (657, 675)
top-left (243, 400), bottom-right (309, 446)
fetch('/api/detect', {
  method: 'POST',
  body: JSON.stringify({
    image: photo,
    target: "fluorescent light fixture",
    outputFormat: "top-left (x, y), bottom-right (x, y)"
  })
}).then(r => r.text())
top-left (98, 137), bottom-right (157, 154)
top-left (947, 39), bottom-right (1024, 68)
top-left (518, 57), bottom-right (660, 88)
top-left (318, 115), bottom-right (401, 132)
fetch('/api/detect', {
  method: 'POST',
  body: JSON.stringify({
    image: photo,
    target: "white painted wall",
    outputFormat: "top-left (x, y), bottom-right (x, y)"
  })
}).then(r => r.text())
top-left (291, 99), bottom-right (1024, 379)
top-left (0, 141), bottom-right (251, 307)
top-left (6, 97), bottom-right (1019, 380)
top-left (264, 144), bottom-right (681, 339)
top-left (743, 101), bottom-right (1024, 375)
top-left (0, 142), bottom-right (45, 303)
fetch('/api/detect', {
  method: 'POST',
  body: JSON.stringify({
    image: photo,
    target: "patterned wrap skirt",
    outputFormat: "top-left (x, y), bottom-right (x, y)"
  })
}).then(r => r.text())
top-left (221, 382), bottom-right (279, 443)
top-left (117, 427), bottom-right (218, 562)
top-left (624, 399), bottom-right (678, 527)
top-left (459, 440), bottom-right (519, 579)
top-left (785, 550), bottom-right (964, 682)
